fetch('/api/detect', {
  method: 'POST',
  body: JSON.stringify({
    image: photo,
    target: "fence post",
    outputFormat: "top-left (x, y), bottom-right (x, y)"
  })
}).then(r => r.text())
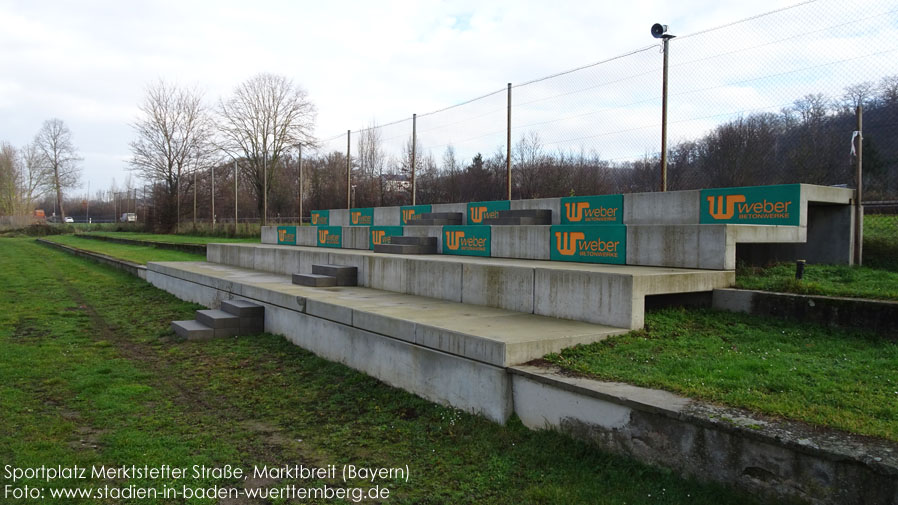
top-left (298, 143), bottom-right (303, 225)
top-left (506, 82), bottom-right (512, 201)
top-left (346, 130), bottom-right (351, 210)
top-left (854, 106), bottom-right (863, 266)
top-left (412, 113), bottom-right (417, 205)
top-left (234, 160), bottom-right (238, 234)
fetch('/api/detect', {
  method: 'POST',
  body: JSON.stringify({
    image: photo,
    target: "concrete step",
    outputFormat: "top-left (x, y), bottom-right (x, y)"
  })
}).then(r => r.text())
top-left (408, 218), bottom-right (462, 226)
top-left (221, 299), bottom-right (265, 318)
top-left (482, 216), bottom-right (547, 226)
top-left (420, 212), bottom-right (463, 220)
top-left (389, 236), bottom-right (438, 247)
top-left (373, 243), bottom-right (438, 255)
top-left (499, 209), bottom-right (552, 222)
top-left (196, 309), bottom-right (240, 329)
top-left (312, 264), bottom-right (358, 286)
top-left (171, 320), bottom-right (214, 340)
top-left (292, 273), bottom-right (338, 287)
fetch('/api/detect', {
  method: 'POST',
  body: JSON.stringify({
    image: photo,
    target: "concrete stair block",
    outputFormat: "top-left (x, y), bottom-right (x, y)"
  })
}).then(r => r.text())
top-left (221, 299), bottom-right (265, 318)
top-left (408, 218), bottom-right (462, 226)
top-left (196, 309), bottom-right (240, 329)
top-left (420, 212), bottom-right (463, 220)
top-left (312, 264), bottom-right (358, 286)
top-left (389, 236), bottom-right (438, 247)
top-left (373, 243), bottom-right (438, 255)
top-left (292, 273), bottom-right (338, 287)
top-left (171, 320), bottom-right (214, 340)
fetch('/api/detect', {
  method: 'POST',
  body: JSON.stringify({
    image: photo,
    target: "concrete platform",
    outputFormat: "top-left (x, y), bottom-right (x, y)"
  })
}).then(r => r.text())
top-left (207, 243), bottom-right (733, 329)
top-left (148, 260), bottom-right (628, 368)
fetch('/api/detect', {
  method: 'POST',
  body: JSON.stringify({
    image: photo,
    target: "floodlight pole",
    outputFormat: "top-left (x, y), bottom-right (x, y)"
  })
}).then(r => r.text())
top-left (298, 143), bottom-right (303, 225)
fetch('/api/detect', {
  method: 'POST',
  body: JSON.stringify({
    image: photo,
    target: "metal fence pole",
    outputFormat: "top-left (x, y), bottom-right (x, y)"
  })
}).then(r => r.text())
top-left (346, 130), bottom-right (351, 209)
top-left (234, 160), bottom-right (238, 233)
top-left (507, 82), bottom-right (512, 201)
top-left (411, 113), bottom-right (417, 205)
top-left (855, 106), bottom-right (864, 265)
top-left (298, 144), bottom-right (303, 225)
top-left (211, 164), bottom-right (215, 229)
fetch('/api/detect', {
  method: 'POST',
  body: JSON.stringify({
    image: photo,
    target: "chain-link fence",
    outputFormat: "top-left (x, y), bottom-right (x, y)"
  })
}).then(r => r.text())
top-left (301, 0), bottom-right (898, 264)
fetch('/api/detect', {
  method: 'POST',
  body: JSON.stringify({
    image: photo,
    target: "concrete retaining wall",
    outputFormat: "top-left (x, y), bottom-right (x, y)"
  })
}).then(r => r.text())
top-left (511, 365), bottom-right (898, 505)
top-left (75, 234), bottom-right (207, 254)
top-left (713, 288), bottom-right (898, 338)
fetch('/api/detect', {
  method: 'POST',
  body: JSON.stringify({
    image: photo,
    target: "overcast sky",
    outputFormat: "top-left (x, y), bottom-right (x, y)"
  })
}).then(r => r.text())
top-left (0, 0), bottom-right (874, 194)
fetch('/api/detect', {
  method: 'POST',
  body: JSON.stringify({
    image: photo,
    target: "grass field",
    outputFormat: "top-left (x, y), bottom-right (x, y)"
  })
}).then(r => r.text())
top-left (41, 235), bottom-right (205, 264)
top-left (735, 262), bottom-right (898, 300)
top-left (79, 231), bottom-right (259, 245)
top-left (0, 237), bottom-right (779, 505)
top-left (546, 308), bottom-right (898, 442)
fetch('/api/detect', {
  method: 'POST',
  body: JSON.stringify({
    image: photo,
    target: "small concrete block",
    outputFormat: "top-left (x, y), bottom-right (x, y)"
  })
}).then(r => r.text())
top-left (196, 309), bottom-right (241, 329)
top-left (420, 212), bottom-right (463, 220)
top-left (171, 320), bottom-right (214, 340)
top-left (240, 316), bottom-right (265, 333)
top-left (213, 327), bottom-right (242, 338)
top-left (306, 299), bottom-right (353, 325)
top-left (390, 236), bottom-right (438, 247)
top-left (221, 299), bottom-right (265, 318)
top-left (292, 273), bottom-right (338, 287)
top-left (312, 264), bottom-right (358, 286)
top-left (373, 243), bottom-right (437, 255)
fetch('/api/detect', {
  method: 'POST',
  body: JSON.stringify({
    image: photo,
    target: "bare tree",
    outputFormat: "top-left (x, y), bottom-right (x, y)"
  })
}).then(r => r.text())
top-left (879, 75), bottom-right (898, 105)
top-left (34, 118), bottom-right (82, 220)
top-left (218, 73), bottom-right (316, 224)
top-left (840, 81), bottom-right (875, 112)
top-left (129, 80), bottom-right (214, 229)
top-left (0, 143), bottom-right (20, 215)
top-left (20, 142), bottom-right (49, 212)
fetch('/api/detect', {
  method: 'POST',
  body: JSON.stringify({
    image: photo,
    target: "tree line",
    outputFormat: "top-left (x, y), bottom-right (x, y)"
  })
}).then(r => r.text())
top-left (3, 73), bottom-right (896, 229)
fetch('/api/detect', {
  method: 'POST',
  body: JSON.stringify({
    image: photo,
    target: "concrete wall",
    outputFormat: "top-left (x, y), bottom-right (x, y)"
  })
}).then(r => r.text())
top-left (374, 206), bottom-right (401, 226)
top-left (431, 203), bottom-right (468, 224)
top-left (261, 226), bottom-right (277, 245)
top-left (511, 365), bottom-right (897, 505)
top-left (713, 288), bottom-right (898, 338)
top-left (738, 204), bottom-right (854, 265)
top-left (491, 226), bottom-right (550, 260)
top-left (624, 190), bottom-right (700, 225)
top-left (510, 198), bottom-right (561, 224)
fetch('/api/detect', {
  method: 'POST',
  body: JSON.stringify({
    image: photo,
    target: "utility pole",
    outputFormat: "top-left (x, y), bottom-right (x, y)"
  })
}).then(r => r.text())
top-left (298, 144), bottom-right (303, 225)
top-left (346, 130), bottom-right (351, 209)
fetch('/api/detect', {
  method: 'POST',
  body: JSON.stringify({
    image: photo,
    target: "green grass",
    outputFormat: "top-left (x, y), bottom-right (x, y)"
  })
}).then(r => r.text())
top-left (80, 231), bottom-right (259, 245)
top-left (735, 262), bottom-right (898, 300)
top-left (546, 307), bottom-right (898, 442)
top-left (864, 214), bottom-right (898, 271)
top-left (41, 235), bottom-right (205, 264)
top-left (0, 236), bottom-right (781, 504)
top-left (734, 213), bottom-right (898, 300)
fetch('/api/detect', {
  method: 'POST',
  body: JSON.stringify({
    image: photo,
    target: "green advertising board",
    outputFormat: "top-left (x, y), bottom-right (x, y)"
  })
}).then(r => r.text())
top-left (560, 194), bottom-right (623, 224)
top-left (277, 226), bottom-right (296, 245)
top-left (370, 226), bottom-right (404, 250)
top-left (400, 205), bottom-right (432, 225)
top-left (316, 226), bottom-right (342, 248)
top-left (350, 207), bottom-right (374, 226)
top-left (700, 184), bottom-right (801, 226)
top-left (466, 200), bottom-right (510, 225)
top-left (550, 225), bottom-right (627, 265)
top-left (442, 226), bottom-right (491, 257)
top-left (310, 210), bottom-right (329, 226)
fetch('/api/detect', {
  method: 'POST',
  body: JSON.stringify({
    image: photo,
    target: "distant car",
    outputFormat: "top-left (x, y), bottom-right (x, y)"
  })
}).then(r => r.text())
top-left (64, 216), bottom-right (74, 223)
top-left (120, 212), bottom-right (137, 223)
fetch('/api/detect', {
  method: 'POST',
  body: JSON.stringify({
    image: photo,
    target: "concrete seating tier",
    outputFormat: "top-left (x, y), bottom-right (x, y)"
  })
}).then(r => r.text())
top-left (208, 243), bottom-right (733, 329)
top-left (150, 260), bottom-right (630, 367)
top-left (272, 184), bottom-right (856, 267)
